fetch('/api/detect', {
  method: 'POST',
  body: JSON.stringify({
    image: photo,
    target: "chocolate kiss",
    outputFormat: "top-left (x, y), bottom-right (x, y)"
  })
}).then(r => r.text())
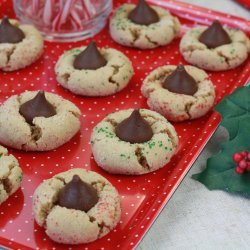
top-left (0, 16), bottom-right (25, 44)
top-left (128, 0), bottom-right (159, 25)
top-left (199, 20), bottom-right (231, 49)
top-left (115, 109), bottom-right (153, 143)
top-left (73, 41), bottom-right (107, 70)
top-left (19, 91), bottom-right (56, 124)
top-left (163, 65), bottom-right (198, 96)
top-left (58, 175), bottom-right (98, 212)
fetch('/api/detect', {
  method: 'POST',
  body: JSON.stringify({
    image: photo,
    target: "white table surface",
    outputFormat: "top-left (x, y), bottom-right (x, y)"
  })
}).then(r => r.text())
top-left (138, 1), bottom-right (250, 250)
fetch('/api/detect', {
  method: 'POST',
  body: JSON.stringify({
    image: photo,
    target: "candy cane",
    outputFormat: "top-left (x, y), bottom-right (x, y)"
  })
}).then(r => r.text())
top-left (21, 0), bottom-right (30, 9)
top-left (51, 0), bottom-right (72, 31)
top-left (70, 15), bottom-right (79, 31)
top-left (31, 0), bottom-right (40, 16)
top-left (26, 0), bottom-right (99, 32)
top-left (52, 11), bottom-right (61, 31)
top-left (43, 0), bottom-right (54, 25)
top-left (80, 0), bottom-right (91, 19)
top-left (71, 9), bottom-right (84, 29)
top-left (58, 0), bottom-right (74, 25)
top-left (82, 0), bottom-right (96, 17)
top-left (59, 0), bottom-right (64, 11)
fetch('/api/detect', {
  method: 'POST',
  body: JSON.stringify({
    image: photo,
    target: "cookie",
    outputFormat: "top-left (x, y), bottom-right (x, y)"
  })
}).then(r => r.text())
top-left (109, 3), bottom-right (181, 49)
top-left (55, 41), bottom-right (134, 96)
top-left (91, 109), bottom-right (178, 175)
top-left (33, 168), bottom-right (121, 244)
top-left (180, 22), bottom-right (250, 71)
top-left (0, 91), bottom-right (81, 151)
top-left (0, 17), bottom-right (43, 71)
top-left (0, 145), bottom-right (23, 205)
top-left (141, 65), bottom-right (215, 122)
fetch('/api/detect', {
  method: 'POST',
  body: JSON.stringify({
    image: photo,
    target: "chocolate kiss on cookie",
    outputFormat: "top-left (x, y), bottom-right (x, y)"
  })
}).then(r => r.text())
top-left (128, 0), bottom-right (159, 25)
top-left (199, 20), bottom-right (231, 49)
top-left (163, 65), bottom-right (198, 95)
top-left (0, 16), bottom-right (25, 44)
top-left (73, 41), bottom-right (107, 70)
top-left (19, 91), bottom-right (56, 124)
top-left (115, 109), bottom-right (153, 143)
top-left (58, 175), bottom-right (98, 212)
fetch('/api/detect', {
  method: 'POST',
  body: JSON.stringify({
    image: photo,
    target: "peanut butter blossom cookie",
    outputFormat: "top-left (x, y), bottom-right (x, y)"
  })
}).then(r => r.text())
top-left (0, 145), bottom-right (23, 205)
top-left (91, 109), bottom-right (178, 175)
top-left (33, 168), bottom-right (121, 244)
top-left (0, 17), bottom-right (43, 71)
top-left (109, 0), bottom-right (181, 49)
top-left (0, 90), bottom-right (81, 151)
top-left (141, 65), bottom-right (215, 122)
top-left (55, 41), bottom-right (134, 96)
top-left (180, 20), bottom-right (250, 71)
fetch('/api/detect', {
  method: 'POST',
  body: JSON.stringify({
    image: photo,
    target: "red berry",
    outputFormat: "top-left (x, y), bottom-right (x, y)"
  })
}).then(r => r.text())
top-left (233, 153), bottom-right (243, 163)
top-left (247, 163), bottom-right (250, 172)
top-left (241, 151), bottom-right (248, 157)
top-left (235, 166), bottom-right (244, 174)
top-left (239, 160), bottom-right (248, 169)
top-left (247, 153), bottom-right (250, 161)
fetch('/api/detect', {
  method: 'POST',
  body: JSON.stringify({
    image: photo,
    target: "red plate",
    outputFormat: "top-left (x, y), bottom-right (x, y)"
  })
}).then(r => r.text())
top-left (0, 0), bottom-right (249, 249)
top-left (235, 0), bottom-right (250, 9)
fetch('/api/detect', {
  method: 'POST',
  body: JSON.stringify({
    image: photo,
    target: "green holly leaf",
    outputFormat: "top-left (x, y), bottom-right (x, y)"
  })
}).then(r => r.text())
top-left (192, 117), bottom-right (250, 194)
top-left (192, 86), bottom-right (250, 194)
top-left (215, 86), bottom-right (250, 139)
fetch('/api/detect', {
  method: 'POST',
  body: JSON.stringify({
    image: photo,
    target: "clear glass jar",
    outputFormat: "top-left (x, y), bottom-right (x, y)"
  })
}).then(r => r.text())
top-left (13, 0), bottom-right (112, 42)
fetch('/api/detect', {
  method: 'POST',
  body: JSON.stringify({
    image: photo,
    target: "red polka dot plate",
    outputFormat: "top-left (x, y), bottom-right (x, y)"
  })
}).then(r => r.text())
top-left (0, 0), bottom-right (249, 249)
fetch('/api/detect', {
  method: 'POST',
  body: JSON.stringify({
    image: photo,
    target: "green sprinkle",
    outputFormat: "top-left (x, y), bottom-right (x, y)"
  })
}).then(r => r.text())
top-left (148, 141), bottom-right (156, 149)
top-left (220, 57), bottom-right (225, 63)
top-left (67, 48), bottom-right (81, 57)
top-left (230, 48), bottom-right (235, 54)
top-left (17, 175), bottom-right (22, 182)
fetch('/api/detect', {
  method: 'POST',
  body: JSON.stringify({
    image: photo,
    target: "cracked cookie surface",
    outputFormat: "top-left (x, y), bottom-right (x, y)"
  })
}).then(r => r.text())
top-left (55, 46), bottom-right (134, 96)
top-left (0, 145), bottom-right (23, 205)
top-left (180, 26), bottom-right (250, 71)
top-left (109, 4), bottom-right (181, 49)
top-left (0, 91), bottom-right (81, 151)
top-left (141, 65), bottom-right (215, 122)
top-left (0, 19), bottom-right (43, 71)
top-left (32, 168), bottom-right (121, 244)
top-left (91, 109), bottom-right (178, 175)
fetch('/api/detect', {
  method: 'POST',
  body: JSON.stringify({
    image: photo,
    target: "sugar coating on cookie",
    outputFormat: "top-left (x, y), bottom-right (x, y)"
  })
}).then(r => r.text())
top-left (0, 91), bottom-right (81, 151)
top-left (109, 4), bottom-right (181, 49)
top-left (0, 145), bottom-right (23, 205)
top-left (0, 19), bottom-right (43, 71)
top-left (91, 109), bottom-right (178, 175)
top-left (55, 46), bottom-right (134, 96)
top-left (141, 65), bottom-right (215, 122)
top-left (180, 26), bottom-right (250, 71)
top-left (32, 168), bottom-right (121, 244)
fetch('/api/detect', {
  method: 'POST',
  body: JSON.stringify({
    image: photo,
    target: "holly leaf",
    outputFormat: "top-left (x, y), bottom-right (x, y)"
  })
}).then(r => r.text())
top-left (215, 86), bottom-right (250, 139)
top-left (192, 117), bottom-right (250, 194)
